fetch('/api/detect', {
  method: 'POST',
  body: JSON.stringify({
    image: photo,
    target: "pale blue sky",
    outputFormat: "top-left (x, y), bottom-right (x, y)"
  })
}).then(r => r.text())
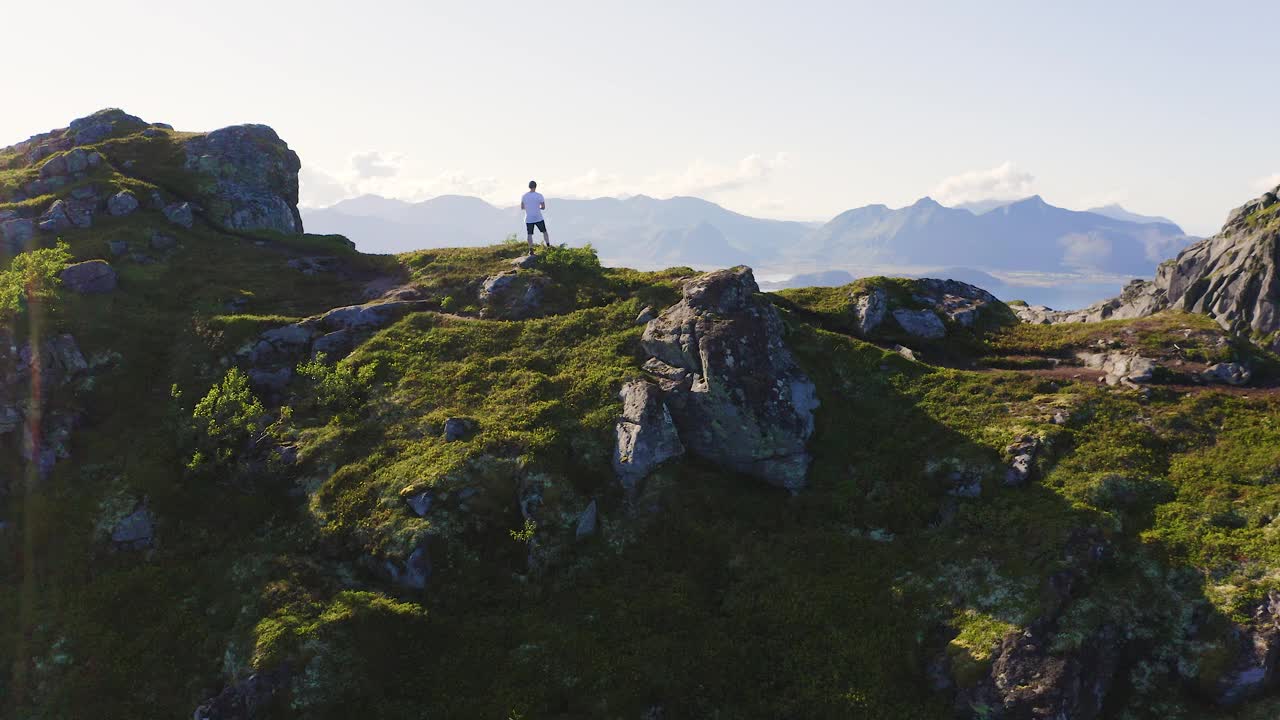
top-left (5, 0), bottom-right (1276, 235)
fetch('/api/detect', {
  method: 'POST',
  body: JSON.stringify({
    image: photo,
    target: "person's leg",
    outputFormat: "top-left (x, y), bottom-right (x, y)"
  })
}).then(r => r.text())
top-left (540, 222), bottom-right (550, 247)
top-left (526, 223), bottom-right (535, 251)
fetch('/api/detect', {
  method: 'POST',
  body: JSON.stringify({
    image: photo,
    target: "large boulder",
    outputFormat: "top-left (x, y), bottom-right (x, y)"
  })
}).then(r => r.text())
top-left (478, 271), bottom-right (548, 319)
top-left (106, 190), bottom-right (139, 217)
top-left (612, 380), bottom-right (685, 493)
top-left (183, 124), bottom-right (303, 233)
top-left (1, 218), bottom-right (34, 253)
top-left (641, 266), bottom-right (818, 491)
top-left (59, 260), bottom-right (117, 294)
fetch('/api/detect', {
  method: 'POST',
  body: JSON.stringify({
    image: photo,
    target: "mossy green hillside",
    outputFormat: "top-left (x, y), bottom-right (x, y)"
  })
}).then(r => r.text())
top-left (6, 212), bottom-right (1280, 719)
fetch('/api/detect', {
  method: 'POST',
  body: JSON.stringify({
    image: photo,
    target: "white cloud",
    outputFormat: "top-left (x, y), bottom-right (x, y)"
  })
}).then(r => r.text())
top-left (932, 161), bottom-right (1036, 206)
top-left (654, 152), bottom-right (789, 196)
top-left (350, 151), bottom-right (403, 179)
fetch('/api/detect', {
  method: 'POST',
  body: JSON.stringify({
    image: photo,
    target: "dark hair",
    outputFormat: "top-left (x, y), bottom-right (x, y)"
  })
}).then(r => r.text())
top-left (529, 180), bottom-right (537, 190)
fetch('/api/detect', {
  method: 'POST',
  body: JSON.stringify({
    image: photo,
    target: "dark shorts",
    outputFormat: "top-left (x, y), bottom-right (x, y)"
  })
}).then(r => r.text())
top-left (526, 220), bottom-right (547, 234)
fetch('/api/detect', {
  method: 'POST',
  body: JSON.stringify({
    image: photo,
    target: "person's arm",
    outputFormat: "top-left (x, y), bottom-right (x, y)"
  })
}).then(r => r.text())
top-left (540, 201), bottom-right (546, 210)
top-left (520, 199), bottom-right (525, 210)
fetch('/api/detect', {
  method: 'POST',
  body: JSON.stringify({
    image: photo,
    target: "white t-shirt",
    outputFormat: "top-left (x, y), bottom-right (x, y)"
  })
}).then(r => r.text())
top-left (522, 191), bottom-right (545, 222)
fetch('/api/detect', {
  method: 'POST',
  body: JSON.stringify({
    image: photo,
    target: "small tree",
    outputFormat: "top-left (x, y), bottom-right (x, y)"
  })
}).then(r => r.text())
top-left (189, 368), bottom-right (266, 470)
top-left (0, 241), bottom-right (71, 321)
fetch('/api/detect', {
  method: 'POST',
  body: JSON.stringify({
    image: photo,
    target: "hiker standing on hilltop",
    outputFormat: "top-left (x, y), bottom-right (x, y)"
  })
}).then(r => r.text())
top-left (521, 180), bottom-right (550, 251)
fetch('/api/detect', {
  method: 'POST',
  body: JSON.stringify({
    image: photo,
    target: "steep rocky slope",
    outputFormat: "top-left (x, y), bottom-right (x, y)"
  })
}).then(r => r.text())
top-left (1018, 183), bottom-right (1280, 351)
top-left (5, 112), bottom-right (1280, 720)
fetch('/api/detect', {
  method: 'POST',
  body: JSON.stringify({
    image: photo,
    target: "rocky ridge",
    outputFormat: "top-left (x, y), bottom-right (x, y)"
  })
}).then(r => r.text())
top-left (1018, 183), bottom-right (1280, 350)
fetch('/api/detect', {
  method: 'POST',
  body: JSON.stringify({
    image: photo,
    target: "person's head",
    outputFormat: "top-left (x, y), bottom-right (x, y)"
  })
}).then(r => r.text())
top-left (528, 180), bottom-right (537, 190)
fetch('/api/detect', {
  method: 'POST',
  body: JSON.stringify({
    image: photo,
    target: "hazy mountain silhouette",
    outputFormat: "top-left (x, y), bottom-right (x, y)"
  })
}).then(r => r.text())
top-left (303, 193), bottom-right (1194, 282)
top-left (801, 195), bottom-right (1193, 276)
top-left (1084, 203), bottom-right (1178, 226)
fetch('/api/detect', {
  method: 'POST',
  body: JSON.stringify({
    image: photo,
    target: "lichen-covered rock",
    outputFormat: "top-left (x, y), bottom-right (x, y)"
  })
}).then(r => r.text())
top-left (575, 499), bottom-right (599, 540)
top-left (106, 190), bottom-right (139, 217)
top-left (184, 124), bottom-right (303, 233)
top-left (478, 271), bottom-right (548, 320)
top-left (59, 260), bottom-right (117, 294)
top-left (613, 380), bottom-right (684, 493)
top-left (892, 308), bottom-right (947, 339)
top-left (641, 266), bottom-right (818, 491)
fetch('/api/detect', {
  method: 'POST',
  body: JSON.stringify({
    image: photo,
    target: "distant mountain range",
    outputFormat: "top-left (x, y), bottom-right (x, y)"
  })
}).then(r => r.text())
top-left (302, 193), bottom-right (1196, 306)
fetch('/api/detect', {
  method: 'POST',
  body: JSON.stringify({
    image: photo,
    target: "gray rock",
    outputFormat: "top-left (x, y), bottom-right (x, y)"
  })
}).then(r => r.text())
top-left (946, 469), bottom-right (983, 498)
top-left (641, 267), bottom-right (819, 491)
top-left (46, 334), bottom-right (88, 375)
top-left (1004, 435), bottom-right (1040, 486)
top-left (182, 124), bottom-right (303, 233)
top-left (575, 499), bottom-right (598, 540)
top-left (111, 504), bottom-right (155, 550)
top-left (1210, 590), bottom-right (1280, 706)
top-left (1202, 362), bottom-right (1252, 386)
top-left (163, 202), bottom-right (194, 228)
top-left (106, 190), bottom-right (139, 217)
top-left (478, 271), bottom-right (548, 320)
top-left (891, 344), bottom-right (917, 362)
top-left (384, 544), bottom-right (431, 590)
top-left (247, 367), bottom-right (291, 393)
top-left (1077, 351), bottom-right (1157, 386)
top-left (404, 490), bottom-right (434, 517)
top-left (59, 260), bottom-right (117, 294)
top-left (63, 148), bottom-right (90, 174)
top-left (635, 305), bottom-right (657, 325)
top-left (318, 300), bottom-right (430, 332)
top-left (613, 380), bottom-right (685, 493)
top-left (852, 287), bottom-right (888, 335)
top-left (892, 308), bottom-right (947, 339)
top-left (443, 417), bottom-right (476, 442)
top-left (310, 329), bottom-right (354, 358)
top-left (38, 200), bottom-right (74, 232)
top-left (38, 154), bottom-right (69, 179)
top-left (67, 108), bottom-right (147, 145)
top-left (260, 322), bottom-right (315, 348)
top-left (0, 218), bottom-right (34, 252)
top-left (510, 254), bottom-right (539, 269)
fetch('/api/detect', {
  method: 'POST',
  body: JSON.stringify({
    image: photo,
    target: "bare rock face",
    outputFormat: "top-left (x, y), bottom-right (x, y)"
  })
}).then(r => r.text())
top-left (1209, 591), bottom-right (1280, 707)
top-left (639, 266), bottom-right (818, 491)
top-left (183, 124), bottom-right (303, 234)
top-left (1025, 184), bottom-right (1280, 349)
top-left (613, 380), bottom-right (684, 493)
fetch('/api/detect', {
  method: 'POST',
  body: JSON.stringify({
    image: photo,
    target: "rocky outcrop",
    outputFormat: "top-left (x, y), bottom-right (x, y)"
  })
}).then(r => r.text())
top-left (1208, 591), bottom-right (1280, 706)
top-left (1023, 184), bottom-right (1280, 349)
top-left (477, 271), bottom-right (548, 319)
top-left (893, 308), bottom-right (947, 339)
top-left (638, 267), bottom-right (818, 491)
top-left (184, 125), bottom-right (303, 233)
top-left (612, 380), bottom-right (685, 493)
top-left (1076, 351), bottom-right (1157, 387)
top-left (1, 333), bottom-right (93, 478)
